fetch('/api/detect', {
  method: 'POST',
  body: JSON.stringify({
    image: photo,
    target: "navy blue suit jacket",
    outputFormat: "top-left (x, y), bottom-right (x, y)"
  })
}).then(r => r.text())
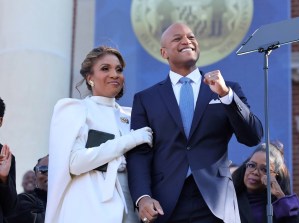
top-left (127, 74), bottom-right (263, 223)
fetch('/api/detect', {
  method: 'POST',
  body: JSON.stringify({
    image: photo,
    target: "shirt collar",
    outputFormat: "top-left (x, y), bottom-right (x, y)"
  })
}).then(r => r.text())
top-left (169, 68), bottom-right (202, 85)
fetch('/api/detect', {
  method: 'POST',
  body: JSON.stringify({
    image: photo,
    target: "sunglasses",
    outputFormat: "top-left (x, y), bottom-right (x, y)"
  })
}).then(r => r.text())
top-left (34, 165), bottom-right (48, 174)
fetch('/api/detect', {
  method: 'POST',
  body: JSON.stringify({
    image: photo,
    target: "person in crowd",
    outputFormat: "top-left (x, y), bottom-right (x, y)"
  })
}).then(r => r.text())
top-left (232, 142), bottom-right (299, 223)
top-left (126, 22), bottom-right (263, 223)
top-left (0, 97), bottom-right (17, 223)
top-left (21, 170), bottom-right (36, 193)
top-left (45, 46), bottom-right (153, 223)
top-left (6, 155), bottom-right (48, 223)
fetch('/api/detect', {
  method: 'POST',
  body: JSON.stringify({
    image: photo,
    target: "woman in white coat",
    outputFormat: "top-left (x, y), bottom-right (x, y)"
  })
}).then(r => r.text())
top-left (45, 46), bottom-right (152, 223)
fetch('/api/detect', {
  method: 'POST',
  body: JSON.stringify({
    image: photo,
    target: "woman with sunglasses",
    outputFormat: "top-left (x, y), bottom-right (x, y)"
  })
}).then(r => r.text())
top-left (232, 142), bottom-right (299, 223)
top-left (6, 155), bottom-right (48, 223)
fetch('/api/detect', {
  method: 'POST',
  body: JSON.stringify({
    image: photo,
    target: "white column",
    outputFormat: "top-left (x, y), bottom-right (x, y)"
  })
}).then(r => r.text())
top-left (0, 0), bottom-right (73, 192)
top-left (71, 0), bottom-right (95, 98)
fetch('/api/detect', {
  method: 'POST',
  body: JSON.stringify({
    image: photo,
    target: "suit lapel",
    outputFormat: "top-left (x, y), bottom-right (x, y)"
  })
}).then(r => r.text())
top-left (189, 80), bottom-right (213, 139)
top-left (158, 76), bottom-right (185, 134)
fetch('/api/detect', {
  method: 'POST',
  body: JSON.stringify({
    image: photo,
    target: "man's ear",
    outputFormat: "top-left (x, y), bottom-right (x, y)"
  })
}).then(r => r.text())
top-left (160, 48), bottom-right (168, 59)
top-left (0, 117), bottom-right (3, 127)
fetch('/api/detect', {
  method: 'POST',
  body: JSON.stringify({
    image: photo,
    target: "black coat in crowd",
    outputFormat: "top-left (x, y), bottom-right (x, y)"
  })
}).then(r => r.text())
top-left (6, 188), bottom-right (47, 223)
top-left (0, 144), bottom-right (17, 223)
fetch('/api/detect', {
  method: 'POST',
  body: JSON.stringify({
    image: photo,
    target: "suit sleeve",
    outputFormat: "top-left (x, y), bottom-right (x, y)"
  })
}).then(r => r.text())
top-left (126, 93), bottom-right (154, 204)
top-left (224, 82), bottom-right (263, 146)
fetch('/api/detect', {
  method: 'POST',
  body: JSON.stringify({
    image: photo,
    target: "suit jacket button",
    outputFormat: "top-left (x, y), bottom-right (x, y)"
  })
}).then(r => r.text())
top-left (187, 147), bottom-right (191, 150)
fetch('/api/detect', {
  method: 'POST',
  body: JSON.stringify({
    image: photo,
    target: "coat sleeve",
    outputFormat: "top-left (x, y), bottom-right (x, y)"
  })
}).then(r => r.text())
top-left (0, 154), bottom-right (17, 216)
top-left (273, 194), bottom-right (299, 221)
top-left (126, 93), bottom-right (154, 204)
top-left (224, 82), bottom-right (263, 146)
top-left (45, 98), bottom-right (86, 223)
top-left (6, 193), bottom-right (45, 223)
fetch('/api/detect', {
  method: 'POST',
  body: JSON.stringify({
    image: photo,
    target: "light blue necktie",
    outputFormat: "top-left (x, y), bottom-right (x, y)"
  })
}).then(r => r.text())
top-left (179, 77), bottom-right (194, 177)
top-left (179, 77), bottom-right (194, 137)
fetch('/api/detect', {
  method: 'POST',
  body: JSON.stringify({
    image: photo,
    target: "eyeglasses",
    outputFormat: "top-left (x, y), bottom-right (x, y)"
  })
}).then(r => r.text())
top-left (245, 162), bottom-right (276, 175)
top-left (34, 165), bottom-right (48, 174)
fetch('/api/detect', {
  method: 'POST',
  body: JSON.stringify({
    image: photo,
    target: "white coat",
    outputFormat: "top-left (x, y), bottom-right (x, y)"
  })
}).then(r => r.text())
top-left (45, 96), bottom-right (138, 223)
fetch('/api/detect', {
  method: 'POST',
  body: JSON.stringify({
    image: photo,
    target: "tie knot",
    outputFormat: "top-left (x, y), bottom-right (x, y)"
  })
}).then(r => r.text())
top-left (179, 77), bottom-right (191, 84)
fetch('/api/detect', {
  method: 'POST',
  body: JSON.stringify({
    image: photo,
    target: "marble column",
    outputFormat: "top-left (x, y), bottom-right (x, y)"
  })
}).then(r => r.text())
top-left (0, 0), bottom-right (73, 192)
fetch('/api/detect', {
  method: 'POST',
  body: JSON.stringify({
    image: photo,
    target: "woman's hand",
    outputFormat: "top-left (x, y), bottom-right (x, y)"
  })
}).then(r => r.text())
top-left (0, 144), bottom-right (12, 184)
top-left (130, 127), bottom-right (153, 148)
top-left (261, 175), bottom-right (285, 199)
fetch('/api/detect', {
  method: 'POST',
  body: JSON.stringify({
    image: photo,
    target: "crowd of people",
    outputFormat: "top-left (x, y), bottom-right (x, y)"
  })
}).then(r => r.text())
top-left (6, 155), bottom-right (48, 223)
top-left (0, 22), bottom-right (298, 223)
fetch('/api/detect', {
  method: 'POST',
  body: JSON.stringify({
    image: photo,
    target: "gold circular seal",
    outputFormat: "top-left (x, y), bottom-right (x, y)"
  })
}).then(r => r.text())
top-left (131, 0), bottom-right (253, 67)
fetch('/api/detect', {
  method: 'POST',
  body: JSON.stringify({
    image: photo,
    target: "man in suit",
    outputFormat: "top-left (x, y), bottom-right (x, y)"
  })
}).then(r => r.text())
top-left (0, 97), bottom-right (17, 223)
top-left (127, 23), bottom-right (263, 223)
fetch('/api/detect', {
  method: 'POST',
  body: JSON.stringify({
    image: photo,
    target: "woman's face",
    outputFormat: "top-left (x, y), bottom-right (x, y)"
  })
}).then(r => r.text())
top-left (87, 54), bottom-right (124, 98)
top-left (35, 156), bottom-right (48, 191)
top-left (244, 151), bottom-right (276, 193)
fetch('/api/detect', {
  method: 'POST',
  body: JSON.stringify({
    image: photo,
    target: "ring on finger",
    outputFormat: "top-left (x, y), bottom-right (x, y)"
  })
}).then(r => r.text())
top-left (142, 217), bottom-right (148, 222)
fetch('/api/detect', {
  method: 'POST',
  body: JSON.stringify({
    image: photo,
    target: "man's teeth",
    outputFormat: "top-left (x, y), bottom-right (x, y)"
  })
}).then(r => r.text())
top-left (181, 48), bottom-right (192, 52)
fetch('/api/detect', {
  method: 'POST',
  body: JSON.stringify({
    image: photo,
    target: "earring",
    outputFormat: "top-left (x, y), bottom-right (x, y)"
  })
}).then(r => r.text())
top-left (88, 80), bottom-right (95, 87)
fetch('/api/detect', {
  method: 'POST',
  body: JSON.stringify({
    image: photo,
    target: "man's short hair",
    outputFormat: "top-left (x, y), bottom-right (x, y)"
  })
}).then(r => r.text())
top-left (0, 97), bottom-right (5, 117)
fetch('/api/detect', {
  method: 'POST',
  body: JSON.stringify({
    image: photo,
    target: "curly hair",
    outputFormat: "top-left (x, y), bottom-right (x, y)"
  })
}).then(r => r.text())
top-left (77, 46), bottom-right (126, 100)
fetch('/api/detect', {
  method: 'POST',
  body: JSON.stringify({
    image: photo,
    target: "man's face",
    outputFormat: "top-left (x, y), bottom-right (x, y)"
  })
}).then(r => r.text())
top-left (160, 23), bottom-right (199, 68)
top-left (22, 170), bottom-right (36, 193)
